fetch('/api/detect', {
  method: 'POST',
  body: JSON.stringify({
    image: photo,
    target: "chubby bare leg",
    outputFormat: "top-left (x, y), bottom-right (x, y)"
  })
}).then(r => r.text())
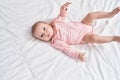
top-left (81, 7), bottom-right (120, 25)
top-left (83, 33), bottom-right (120, 43)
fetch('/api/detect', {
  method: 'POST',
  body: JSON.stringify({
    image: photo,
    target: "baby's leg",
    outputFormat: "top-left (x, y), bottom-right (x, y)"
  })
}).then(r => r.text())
top-left (83, 33), bottom-right (120, 43)
top-left (81, 7), bottom-right (120, 25)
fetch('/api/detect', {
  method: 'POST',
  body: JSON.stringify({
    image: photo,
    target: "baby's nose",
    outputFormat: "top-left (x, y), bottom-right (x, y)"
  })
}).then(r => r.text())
top-left (44, 31), bottom-right (49, 36)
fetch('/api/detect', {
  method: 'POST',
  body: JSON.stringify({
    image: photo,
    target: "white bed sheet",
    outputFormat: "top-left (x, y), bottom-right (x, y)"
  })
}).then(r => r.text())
top-left (0, 0), bottom-right (120, 80)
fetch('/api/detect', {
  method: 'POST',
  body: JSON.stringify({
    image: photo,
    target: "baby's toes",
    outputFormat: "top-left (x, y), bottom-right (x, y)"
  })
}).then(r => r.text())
top-left (117, 7), bottom-right (120, 11)
top-left (117, 37), bottom-right (120, 42)
top-left (115, 7), bottom-right (120, 12)
top-left (114, 36), bottom-right (120, 42)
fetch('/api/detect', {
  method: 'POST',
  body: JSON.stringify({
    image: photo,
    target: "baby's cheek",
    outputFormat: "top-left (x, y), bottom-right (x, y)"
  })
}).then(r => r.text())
top-left (46, 37), bottom-right (50, 41)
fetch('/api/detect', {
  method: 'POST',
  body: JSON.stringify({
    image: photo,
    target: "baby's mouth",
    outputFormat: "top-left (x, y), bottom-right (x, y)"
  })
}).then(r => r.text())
top-left (48, 32), bottom-right (50, 37)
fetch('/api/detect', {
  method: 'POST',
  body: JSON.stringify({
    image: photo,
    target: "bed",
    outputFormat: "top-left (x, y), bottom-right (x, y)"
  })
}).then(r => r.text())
top-left (0, 0), bottom-right (120, 80)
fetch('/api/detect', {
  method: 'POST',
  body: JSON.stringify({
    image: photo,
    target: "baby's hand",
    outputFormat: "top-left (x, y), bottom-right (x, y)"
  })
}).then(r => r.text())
top-left (61, 2), bottom-right (71, 10)
top-left (78, 52), bottom-right (87, 62)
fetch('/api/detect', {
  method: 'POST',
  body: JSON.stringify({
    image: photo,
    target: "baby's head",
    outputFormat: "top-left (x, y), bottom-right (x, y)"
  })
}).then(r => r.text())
top-left (32, 21), bottom-right (54, 42)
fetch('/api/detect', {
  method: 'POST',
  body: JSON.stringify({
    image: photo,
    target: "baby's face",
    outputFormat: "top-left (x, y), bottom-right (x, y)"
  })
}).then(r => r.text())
top-left (34, 22), bottom-right (53, 41)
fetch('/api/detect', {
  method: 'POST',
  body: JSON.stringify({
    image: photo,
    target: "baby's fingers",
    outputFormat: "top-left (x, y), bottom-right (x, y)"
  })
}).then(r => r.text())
top-left (80, 57), bottom-right (88, 62)
top-left (79, 53), bottom-right (87, 62)
top-left (65, 2), bottom-right (71, 5)
top-left (64, 2), bottom-right (71, 7)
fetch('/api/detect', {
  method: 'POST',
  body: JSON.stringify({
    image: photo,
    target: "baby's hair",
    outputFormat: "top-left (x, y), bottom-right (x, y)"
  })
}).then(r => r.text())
top-left (32, 21), bottom-right (47, 38)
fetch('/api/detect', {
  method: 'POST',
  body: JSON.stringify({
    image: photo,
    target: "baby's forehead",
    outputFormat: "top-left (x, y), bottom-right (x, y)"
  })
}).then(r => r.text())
top-left (36, 22), bottom-right (46, 28)
top-left (35, 23), bottom-right (43, 30)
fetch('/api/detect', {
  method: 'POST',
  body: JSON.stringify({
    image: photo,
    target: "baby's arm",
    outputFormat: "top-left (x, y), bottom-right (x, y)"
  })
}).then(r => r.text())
top-left (58, 2), bottom-right (71, 18)
top-left (51, 40), bottom-right (87, 62)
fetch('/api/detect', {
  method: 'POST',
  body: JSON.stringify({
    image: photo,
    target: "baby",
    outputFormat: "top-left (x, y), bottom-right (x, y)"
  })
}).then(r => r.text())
top-left (32, 2), bottom-right (120, 62)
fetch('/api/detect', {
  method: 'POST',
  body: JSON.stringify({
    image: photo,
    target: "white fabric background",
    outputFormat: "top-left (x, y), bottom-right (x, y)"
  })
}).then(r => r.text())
top-left (0, 0), bottom-right (120, 80)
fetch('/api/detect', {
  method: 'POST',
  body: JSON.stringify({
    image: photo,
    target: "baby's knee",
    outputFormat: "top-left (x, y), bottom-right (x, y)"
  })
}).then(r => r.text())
top-left (83, 34), bottom-right (98, 43)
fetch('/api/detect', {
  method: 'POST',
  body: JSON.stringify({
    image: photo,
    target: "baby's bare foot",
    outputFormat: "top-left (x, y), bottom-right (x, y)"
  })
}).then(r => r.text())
top-left (114, 36), bottom-right (120, 42)
top-left (109, 7), bottom-right (120, 18)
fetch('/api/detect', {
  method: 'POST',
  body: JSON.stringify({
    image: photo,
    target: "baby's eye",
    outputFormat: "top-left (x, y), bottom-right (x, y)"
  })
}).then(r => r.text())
top-left (41, 34), bottom-right (44, 38)
top-left (43, 27), bottom-right (45, 30)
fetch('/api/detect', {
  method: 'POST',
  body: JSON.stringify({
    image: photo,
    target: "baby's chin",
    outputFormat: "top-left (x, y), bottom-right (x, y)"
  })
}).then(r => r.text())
top-left (44, 37), bottom-right (52, 42)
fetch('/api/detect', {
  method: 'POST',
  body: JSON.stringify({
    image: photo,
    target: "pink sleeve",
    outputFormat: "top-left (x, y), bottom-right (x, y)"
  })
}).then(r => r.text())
top-left (51, 40), bottom-right (80, 59)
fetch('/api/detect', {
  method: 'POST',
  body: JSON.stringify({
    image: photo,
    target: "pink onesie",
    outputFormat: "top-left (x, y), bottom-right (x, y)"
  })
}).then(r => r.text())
top-left (51, 6), bottom-right (93, 60)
